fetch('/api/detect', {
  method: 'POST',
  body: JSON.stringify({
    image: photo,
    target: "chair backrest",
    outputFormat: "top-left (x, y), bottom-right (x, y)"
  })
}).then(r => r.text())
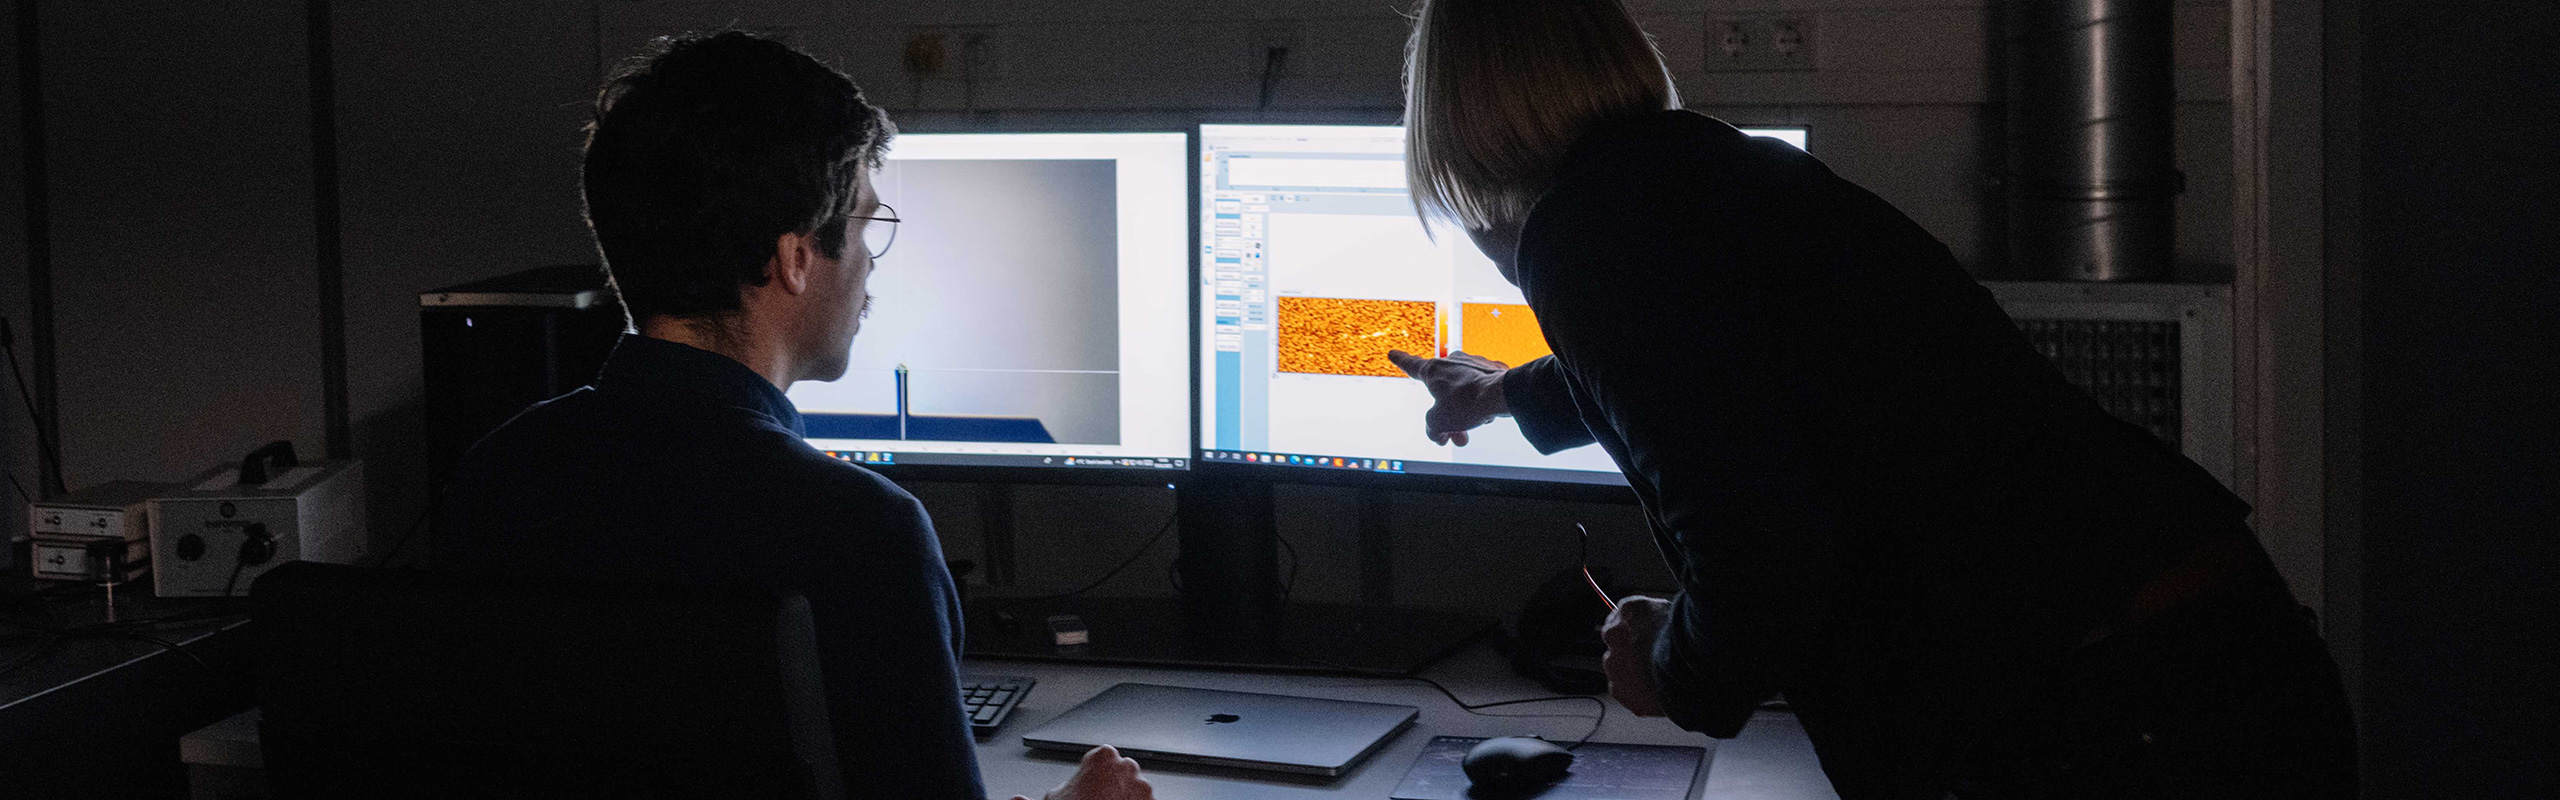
top-left (252, 561), bottom-right (843, 800)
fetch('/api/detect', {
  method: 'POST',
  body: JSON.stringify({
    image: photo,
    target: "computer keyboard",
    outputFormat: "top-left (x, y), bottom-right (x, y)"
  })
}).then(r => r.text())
top-left (961, 675), bottom-right (1035, 735)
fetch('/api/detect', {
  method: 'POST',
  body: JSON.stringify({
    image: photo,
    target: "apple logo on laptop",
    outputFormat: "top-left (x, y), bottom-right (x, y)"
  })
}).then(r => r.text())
top-left (1204, 713), bottom-right (1241, 724)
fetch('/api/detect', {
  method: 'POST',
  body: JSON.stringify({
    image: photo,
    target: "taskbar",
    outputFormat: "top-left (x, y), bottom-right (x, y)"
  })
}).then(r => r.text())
top-left (1198, 449), bottom-right (1626, 486)
top-left (822, 450), bottom-right (1188, 470)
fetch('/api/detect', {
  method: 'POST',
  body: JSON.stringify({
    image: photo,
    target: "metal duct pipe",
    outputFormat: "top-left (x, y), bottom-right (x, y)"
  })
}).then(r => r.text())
top-left (2005, 0), bottom-right (2182, 281)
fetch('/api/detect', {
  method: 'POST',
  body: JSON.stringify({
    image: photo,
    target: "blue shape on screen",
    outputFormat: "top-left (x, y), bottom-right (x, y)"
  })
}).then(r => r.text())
top-left (802, 413), bottom-right (1056, 444)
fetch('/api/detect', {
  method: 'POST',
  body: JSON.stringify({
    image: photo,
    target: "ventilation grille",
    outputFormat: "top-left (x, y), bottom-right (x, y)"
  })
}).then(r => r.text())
top-left (2016, 319), bottom-right (2182, 444)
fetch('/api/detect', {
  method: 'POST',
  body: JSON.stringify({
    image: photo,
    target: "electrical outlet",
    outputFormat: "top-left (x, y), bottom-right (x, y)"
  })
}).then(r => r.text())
top-left (903, 26), bottom-right (1004, 82)
top-left (953, 27), bottom-right (1004, 83)
top-left (1704, 16), bottom-right (1818, 72)
top-left (1250, 22), bottom-right (1301, 68)
top-left (902, 29), bottom-right (952, 78)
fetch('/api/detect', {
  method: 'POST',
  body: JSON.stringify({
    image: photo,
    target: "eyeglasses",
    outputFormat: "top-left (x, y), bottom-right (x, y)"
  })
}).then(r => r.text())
top-left (852, 203), bottom-right (900, 259)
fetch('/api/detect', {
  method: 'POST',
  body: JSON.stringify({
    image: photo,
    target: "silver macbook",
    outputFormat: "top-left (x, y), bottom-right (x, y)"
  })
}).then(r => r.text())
top-left (1020, 683), bottom-right (1420, 777)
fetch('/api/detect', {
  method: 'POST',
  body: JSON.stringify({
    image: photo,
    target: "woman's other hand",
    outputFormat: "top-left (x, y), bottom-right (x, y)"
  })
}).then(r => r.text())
top-left (1386, 349), bottom-right (1510, 446)
top-left (1600, 595), bottom-right (1673, 717)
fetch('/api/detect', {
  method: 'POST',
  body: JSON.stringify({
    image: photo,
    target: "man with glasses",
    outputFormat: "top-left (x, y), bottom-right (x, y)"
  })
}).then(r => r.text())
top-left (437, 31), bottom-right (1154, 800)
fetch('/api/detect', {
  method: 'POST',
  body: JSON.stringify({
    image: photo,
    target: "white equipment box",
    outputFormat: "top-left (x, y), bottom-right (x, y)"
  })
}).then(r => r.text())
top-left (28, 480), bottom-right (177, 582)
top-left (150, 442), bottom-right (366, 597)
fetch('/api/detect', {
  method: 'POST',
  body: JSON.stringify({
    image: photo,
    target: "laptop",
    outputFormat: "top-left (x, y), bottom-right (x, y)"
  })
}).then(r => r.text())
top-left (1019, 683), bottom-right (1420, 777)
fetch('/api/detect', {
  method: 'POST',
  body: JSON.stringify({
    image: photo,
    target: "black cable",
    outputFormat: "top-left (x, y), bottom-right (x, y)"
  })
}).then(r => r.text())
top-left (1300, 656), bottom-right (1608, 750)
top-left (1, 319), bottom-right (66, 496)
top-left (108, 629), bottom-right (210, 672)
top-left (368, 506), bottom-right (433, 568)
top-left (1277, 530), bottom-right (1300, 605)
top-left (990, 508), bottom-right (1178, 612)
top-left (1256, 45), bottom-right (1289, 111)
top-left (2, 469), bottom-right (28, 504)
top-left (219, 555), bottom-right (251, 599)
top-left (0, 634), bottom-right (63, 681)
top-left (0, 622), bottom-right (222, 682)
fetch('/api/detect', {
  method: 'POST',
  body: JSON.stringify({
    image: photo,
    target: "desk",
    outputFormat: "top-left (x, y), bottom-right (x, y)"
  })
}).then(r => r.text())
top-left (180, 641), bottom-right (1838, 800)
top-left (1, 578), bottom-right (255, 798)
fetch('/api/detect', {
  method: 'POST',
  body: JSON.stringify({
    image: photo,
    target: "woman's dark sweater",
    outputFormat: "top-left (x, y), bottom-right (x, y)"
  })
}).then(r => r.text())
top-left (1501, 110), bottom-right (2261, 797)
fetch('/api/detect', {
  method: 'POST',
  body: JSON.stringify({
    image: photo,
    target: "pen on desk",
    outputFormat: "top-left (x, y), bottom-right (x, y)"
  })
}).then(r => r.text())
top-left (1577, 523), bottom-right (1617, 612)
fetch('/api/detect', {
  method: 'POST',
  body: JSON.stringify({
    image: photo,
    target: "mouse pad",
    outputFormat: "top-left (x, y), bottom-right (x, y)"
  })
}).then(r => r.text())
top-left (1389, 736), bottom-right (1707, 800)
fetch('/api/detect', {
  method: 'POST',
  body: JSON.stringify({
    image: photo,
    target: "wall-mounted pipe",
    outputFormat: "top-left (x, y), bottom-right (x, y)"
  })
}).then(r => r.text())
top-left (2005, 0), bottom-right (2182, 281)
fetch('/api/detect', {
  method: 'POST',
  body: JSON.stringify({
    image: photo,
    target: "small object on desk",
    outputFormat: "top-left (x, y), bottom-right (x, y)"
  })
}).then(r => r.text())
top-left (1021, 683), bottom-right (1420, 778)
top-left (1463, 736), bottom-right (1575, 793)
top-left (27, 480), bottom-right (174, 583)
top-left (149, 443), bottom-right (366, 598)
top-left (1391, 735), bottom-right (1706, 800)
top-left (1047, 613), bottom-right (1089, 646)
top-left (961, 674), bottom-right (1036, 736)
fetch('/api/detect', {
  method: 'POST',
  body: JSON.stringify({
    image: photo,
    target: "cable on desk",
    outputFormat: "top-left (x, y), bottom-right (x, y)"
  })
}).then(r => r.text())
top-left (105, 629), bottom-right (211, 673)
top-left (0, 634), bottom-right (65, 680)
top-left (1, 589), bottom-right (249, 680)
top-left (1295, 656), bottom-right (1608, 750)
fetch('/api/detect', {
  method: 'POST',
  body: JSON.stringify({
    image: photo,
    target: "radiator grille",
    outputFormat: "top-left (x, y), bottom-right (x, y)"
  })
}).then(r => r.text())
top-left (2016, 319), bottom-right (2182, 444)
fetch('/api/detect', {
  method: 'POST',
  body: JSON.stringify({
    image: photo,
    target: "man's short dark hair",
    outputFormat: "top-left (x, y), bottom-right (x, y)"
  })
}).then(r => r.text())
top-left (581, 31), bottom-right (894, 321)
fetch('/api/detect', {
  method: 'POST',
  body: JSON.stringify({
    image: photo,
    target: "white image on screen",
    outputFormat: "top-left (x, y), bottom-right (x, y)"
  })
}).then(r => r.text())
top-left (1256, 209), bottom-right (1613, 473)
top-left (788, 158), bottom-right (1122, 445)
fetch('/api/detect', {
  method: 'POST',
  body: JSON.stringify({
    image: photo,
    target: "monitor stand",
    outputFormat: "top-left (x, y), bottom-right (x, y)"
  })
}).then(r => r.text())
top-left (961, 477), bottom-right (1497, 675)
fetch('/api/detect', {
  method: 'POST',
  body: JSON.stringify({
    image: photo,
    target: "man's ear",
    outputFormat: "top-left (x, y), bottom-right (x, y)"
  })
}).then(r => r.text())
top-left (768, 230), bottom-right (815, 296)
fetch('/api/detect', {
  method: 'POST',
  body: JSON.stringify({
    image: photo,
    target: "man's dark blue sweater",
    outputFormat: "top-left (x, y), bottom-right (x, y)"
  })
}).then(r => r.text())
top-left (437, 334), bottom-right (984, 800)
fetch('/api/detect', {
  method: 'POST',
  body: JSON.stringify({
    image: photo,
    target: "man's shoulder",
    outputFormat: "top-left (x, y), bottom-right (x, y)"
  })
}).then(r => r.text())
top-left (759, 438), bottom-right (927, 519)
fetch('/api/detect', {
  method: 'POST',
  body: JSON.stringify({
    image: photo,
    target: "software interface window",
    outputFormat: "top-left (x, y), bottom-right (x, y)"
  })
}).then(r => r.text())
top-left (789, 133), bottom-right (1192, 471)
top-left (1194, 125), bottom-right (1620, 483)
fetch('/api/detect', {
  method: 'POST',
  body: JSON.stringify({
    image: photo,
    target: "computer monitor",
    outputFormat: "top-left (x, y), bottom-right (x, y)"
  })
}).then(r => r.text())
top-left (1193, 123), bottom-right (1806, 490)
top-left (787, 132), bottom-right (1193, 477)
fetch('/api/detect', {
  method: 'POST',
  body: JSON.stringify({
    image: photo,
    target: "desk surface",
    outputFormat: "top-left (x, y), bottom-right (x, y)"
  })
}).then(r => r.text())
top-left (1, 581), bottom-right (249, 712)
top-left (5, 578), bottom-right (257, 798)
top-left (179, 641), bottom-right (1841, 800)
top-left (965, 645), bottom-right (1836, 800)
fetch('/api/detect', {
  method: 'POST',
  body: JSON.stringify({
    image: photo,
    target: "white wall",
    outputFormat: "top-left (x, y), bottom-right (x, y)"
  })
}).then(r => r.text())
top-left (26, 1), bottom-right (326, 496)
top-left (331, 2), bottom-right (603, 541)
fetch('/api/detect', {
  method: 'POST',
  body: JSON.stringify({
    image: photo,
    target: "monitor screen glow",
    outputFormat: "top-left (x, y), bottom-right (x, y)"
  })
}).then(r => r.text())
top-left (1197, 123), bottom-right (1808, 487)
top-left (790, 132), bottom-right (1193, 472)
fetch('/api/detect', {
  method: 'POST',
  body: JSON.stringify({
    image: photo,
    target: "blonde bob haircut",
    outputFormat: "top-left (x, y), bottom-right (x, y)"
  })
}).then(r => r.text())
top-left (1403, 0), bottom-right (1681, 234)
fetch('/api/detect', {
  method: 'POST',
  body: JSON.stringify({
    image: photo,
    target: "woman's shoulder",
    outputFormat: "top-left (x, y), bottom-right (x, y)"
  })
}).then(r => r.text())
top-left (1529, 111), bottom-right (1829, 242)
top-left (1565, 110), bottom-right (1822, 177)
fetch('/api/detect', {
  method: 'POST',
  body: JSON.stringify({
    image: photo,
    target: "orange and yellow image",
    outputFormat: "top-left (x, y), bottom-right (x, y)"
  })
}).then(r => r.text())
top-left (1276, 297), bottom-right (1438, 377)
top-left (1458, 302), bottom-right (1553, 368)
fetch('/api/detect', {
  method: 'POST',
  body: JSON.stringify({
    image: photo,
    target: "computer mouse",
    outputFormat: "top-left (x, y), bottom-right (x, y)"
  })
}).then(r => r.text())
top-left (1462, 736), bottom-right (1574, 793)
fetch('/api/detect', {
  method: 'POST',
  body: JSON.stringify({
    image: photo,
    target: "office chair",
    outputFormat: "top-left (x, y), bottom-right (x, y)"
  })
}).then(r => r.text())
top-left (251, 561), bottom-right (844, 800)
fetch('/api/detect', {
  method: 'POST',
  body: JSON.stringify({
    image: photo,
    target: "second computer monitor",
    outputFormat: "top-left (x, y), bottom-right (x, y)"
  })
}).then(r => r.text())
top-left (1196, 123), bottom-right (1809, 487)
top-left (788, 132), bottom-right (1192, 475)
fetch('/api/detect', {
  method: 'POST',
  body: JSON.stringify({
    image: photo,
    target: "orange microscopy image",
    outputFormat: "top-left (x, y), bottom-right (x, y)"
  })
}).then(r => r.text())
top-left (1277, 297), bottom-right (1438, 377)
top-left (1460, 302), bottom-right (1553, 368)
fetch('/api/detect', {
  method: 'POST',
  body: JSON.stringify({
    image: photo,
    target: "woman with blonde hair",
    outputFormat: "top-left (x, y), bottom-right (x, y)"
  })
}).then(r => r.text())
top-left (1385, 1), bottom-right (2355, 797)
